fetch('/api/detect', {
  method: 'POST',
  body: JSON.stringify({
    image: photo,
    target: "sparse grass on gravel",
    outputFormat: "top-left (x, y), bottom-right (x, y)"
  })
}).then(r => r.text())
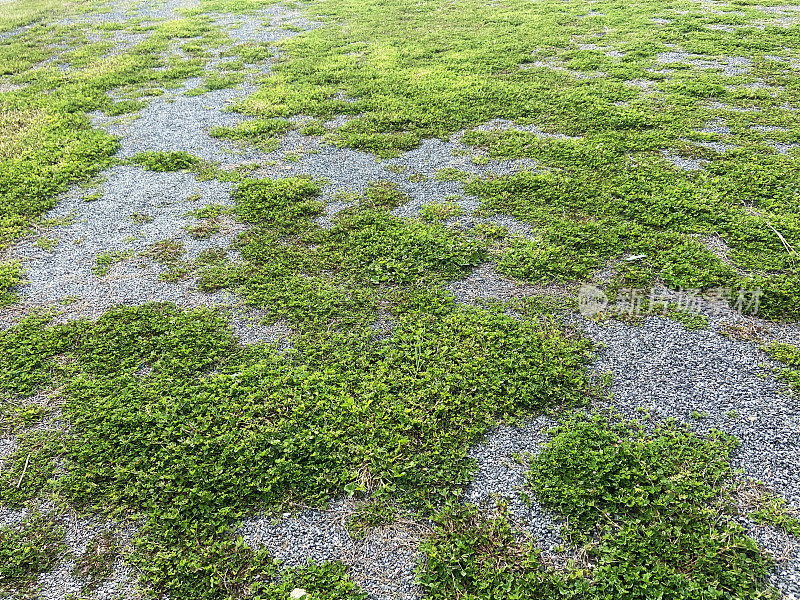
top-left (765, 343), bottom-right (800, 395)
top-left (0, 6), bottom-right (249, 300)
top-left (225, 0), bottom-right (800, 320)
top-left (0, 511), bottom-right (65, 593)
top-left (72, 531), bottom-right (120, 589)
top-left (2, 0), bottom-right (800, 596)
top-left (421, 414), bottom-right (777, 600)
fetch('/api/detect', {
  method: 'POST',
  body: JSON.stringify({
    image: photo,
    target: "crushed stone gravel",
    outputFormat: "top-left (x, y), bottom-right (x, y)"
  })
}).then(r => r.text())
top-left (240, 500), bottom-right (427, 600)
top-left (580, 313), bottom-right (800, 599)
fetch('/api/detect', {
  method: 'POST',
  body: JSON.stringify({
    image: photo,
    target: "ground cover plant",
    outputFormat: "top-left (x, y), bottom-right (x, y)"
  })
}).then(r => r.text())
top-left (765, 343), bottom-right (800, 394)
top-left (0, 0), bottom-right (268, 299)
top-left (0, 511), bottom-right (65, 593)
top-left (1, 0), bottom-right (800, 596)
top-left (0, 298), bottom-right (591, 596)
top-left (228, 0), bottom-right (800, 319)
top-left (421, 414), bottom-right (777, 600)
top-left (72, 531), bottom-right (120, 589)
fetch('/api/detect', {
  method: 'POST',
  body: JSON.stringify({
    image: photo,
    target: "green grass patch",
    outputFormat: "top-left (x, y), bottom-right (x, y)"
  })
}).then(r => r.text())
top-left (0, 261), bottom-right (22, 306)
top-left (209, 118), bottom-right (293, 151)
top-left (361, 180), bottom-right (410, 210)
top-left (0, 11), bottom-right (245, 288)
top-left (3, 0), bottom-right (800, 595)
top-left (233, 176), bottom-right (323, 235)
top-left (0, 511), bottom-right (65, 593)
top-left (184, 71), bottom-right (245, 96)
top-left (214, 0), bottom-right (800, 319)
top-left (0, 299), bottom-right (591, 596)
top-left (421, 414), bottom-right (777, 599)
top-left (765, 343), bottom-right (800, 394)
top-left (323, 208), bottom-right (485, 285)
top-left (742, 483), bottom-right (800, 539)
top-left (528, 414), bottom-right (772, 599)
top-left (93, 249), bottom-right (134, 276)
top-left (420, 201), bottom-right (463, 222)
top-left (666, 304), bottom-right (709, 330)
top-left (0, 109), bottom-right (118, 256)
top-left (131, 151), bottom-right (202, 172)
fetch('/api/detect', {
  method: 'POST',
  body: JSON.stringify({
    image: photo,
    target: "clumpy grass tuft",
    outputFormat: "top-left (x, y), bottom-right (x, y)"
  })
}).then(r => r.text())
top-left (0, 261), bottom-right (22, 306)
top-left (131, 151), bottom-right (202, 172)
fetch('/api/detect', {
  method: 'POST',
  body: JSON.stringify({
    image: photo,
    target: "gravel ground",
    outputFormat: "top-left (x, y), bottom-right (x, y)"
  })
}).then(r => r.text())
top-left (240, 500), bottom-right (428, 600)
top-left (240, 125), bottom-right (543, 230)
top-left (35, 514), bottom-right (140, 600)
top-left (2, 0), bottom-right (800, 597)
top-left (463, 416), bottom-right (565, 552)
top-left (449, 268), bottom-right (800, 598)
top-left (446, 262), bottom-right (573, 304)
top-left (2, 166), bottom-right (241, 327)
top-left (576, 309), bottom-right (800, 599)
top-left (0, 499), bottom-right (141, 599)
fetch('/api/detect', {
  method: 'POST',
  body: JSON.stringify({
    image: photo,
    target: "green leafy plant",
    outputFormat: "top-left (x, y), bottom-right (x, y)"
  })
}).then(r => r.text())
top-left (186, 217), bottom-right (222, 239)
top-left (0, 261), bottom-right (22, 306)
top-left (347, 499), bottom-right (398, 535)
top-left (145, 239), bottom-right (185, 265)
top-left (739, 482), bottom-right (800, 538)
top-left (131, 151), bottom-right (201, 172)
top-left (322, 209), bottom-right (485, 285)
top-left (419, 201), bottom-right (463, 222)
top-left (0, 512), bottom-right (65, 592)
top-left (764, 343), bottom-right (800, 394)
top-left (233, 176), bottom-right (323, 235)
top-left (361, 180), bottom-right (410, 210)
top-left (209, 119), bottom-right (293, 152)
top-left (527, 414), bottom-right (774, 600)
top-left (93, 250), bottom-right (134, 276)
top-left (666, 305), bottom-right (709, 330)
top-left (419, 502), bottom-right (578, 599)
top-left (0, 300), bottom-right (590, 596)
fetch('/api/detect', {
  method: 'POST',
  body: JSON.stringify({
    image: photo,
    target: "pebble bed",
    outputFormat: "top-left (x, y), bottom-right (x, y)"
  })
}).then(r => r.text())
top-left (240, 500), bottom-right (427, 600)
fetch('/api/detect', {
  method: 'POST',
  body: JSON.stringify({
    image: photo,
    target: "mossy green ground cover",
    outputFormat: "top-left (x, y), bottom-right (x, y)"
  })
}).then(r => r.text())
top-left (233, 0), bottom-right (800, 319)
top-left (1, 0), bottom-right (799, 596)
top-left (422, 415), bottom-right (777, 600)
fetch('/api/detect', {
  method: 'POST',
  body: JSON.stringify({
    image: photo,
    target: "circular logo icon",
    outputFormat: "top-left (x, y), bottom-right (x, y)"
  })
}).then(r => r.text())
top-left (577, 284), bottom-right (608, 317)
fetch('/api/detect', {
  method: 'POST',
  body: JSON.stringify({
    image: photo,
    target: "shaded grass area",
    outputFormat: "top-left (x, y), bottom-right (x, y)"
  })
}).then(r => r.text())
top-left (421, 414), bottom-right (777, 600)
